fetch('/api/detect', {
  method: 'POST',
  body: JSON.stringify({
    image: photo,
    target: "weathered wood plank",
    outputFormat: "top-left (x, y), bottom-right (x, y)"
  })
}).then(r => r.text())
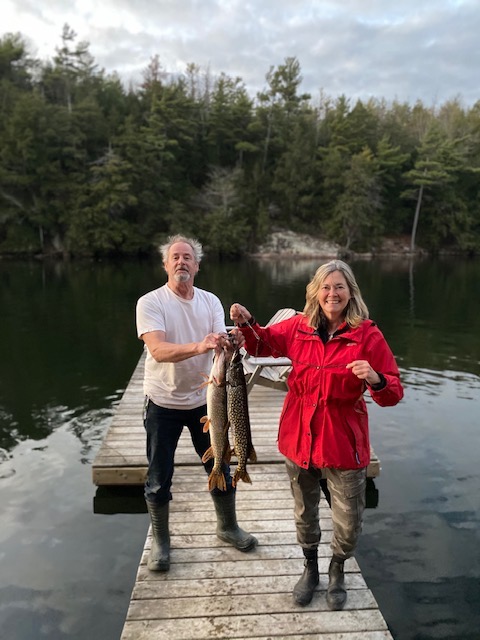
top-left (92, 460), bottom-right (380, 483)
top-left (121, 609), bottom-right (390, 640)
top-left (140, 518), bottom-right (333, 537)
top-left (127, 589), bottom-right (378, 619)
top-left (131, 573), bottom-right (368, 600)
top-left (234, 634), bottom-right (392, 640)
top-left (135, 557), bottom-right (355, 582)
top-left (139, 543), bottom-right (337, 563)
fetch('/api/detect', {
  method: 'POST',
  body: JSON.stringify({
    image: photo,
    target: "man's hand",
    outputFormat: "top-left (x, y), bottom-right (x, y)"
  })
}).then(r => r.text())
top-left (197, 333), bottom-right (228, 354)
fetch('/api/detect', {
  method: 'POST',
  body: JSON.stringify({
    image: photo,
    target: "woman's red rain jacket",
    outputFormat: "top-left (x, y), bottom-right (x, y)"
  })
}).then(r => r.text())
top-left (240, 314), bottom-right (403, 470)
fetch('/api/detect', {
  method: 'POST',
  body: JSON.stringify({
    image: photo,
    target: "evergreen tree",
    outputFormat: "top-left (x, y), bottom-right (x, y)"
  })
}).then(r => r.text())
top-left (402, 123), bottom-right (466, 251)
top-left (328, 148), bottom-right (383, 250)
top-left (67, 149), bottom-right (138, 255)
top-left (197, 166), bottom-right (249, 257)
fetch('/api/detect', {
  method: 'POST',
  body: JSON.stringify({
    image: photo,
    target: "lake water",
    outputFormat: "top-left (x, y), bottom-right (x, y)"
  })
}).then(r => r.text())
top-left (0, 256), bottom-right (479, 640)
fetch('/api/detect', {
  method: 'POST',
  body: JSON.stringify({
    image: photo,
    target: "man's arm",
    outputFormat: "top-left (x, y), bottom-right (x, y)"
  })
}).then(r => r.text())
top-left (141, 330), bottom-right (224, 363)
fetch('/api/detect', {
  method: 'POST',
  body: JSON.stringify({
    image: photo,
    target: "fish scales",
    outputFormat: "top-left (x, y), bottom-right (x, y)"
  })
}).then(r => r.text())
top-left (227, 350), bottom-right (257, 486)
top-left (201, 346), bottom-right (232, 491)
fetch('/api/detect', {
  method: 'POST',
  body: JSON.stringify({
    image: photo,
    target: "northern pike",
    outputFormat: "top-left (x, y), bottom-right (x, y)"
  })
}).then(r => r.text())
top-left (227, 349), bottom-right (257, 486)
top-left (201, 345), bottom-right (231, 491)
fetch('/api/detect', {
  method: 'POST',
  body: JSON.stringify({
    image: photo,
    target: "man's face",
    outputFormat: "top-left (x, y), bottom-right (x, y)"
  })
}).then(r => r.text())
top-left (164, 242), bottom-right (199, 283)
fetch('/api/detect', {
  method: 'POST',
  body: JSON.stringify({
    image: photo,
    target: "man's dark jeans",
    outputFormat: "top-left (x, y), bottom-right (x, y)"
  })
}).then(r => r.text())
top-left (144, 398), bottom-right (233, 504)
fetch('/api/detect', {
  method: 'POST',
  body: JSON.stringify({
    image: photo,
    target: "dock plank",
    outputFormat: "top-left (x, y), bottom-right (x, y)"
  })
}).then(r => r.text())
top-left (122, 609), bottom-right (390, 639)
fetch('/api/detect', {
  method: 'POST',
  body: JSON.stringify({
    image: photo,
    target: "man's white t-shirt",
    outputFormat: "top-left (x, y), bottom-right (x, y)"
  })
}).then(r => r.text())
top-left (136, 284), bottom-right (226, 410)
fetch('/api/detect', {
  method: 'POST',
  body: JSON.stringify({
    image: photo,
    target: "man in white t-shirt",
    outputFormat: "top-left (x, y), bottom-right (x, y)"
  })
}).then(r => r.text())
top-left (136, 234), bottom-right (257, 571)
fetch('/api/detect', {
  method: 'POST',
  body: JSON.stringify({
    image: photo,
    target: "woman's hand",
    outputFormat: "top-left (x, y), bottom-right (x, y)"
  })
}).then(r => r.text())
top-left (230, 303), bottom-right (252, 325)
top-left (346, 360), bottom-right (381, 386)
top-left (227, 328), bottom-right (246, 349)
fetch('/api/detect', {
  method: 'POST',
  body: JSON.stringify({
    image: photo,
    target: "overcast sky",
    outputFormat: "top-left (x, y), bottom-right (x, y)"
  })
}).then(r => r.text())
top-left (4, 0), bottom-right (479, 107)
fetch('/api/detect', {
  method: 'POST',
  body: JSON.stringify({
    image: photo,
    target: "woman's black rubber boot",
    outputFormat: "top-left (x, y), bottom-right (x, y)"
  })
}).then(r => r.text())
top-left (293, 548), bottom-right (319, 606)
top-left (326, 556), bottom-right (347, 610)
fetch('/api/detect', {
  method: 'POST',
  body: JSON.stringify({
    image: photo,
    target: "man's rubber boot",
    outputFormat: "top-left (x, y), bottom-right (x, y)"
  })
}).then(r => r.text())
top-left (293, 548), bottom-right (319, 606)
top-left (211, 491), bottom-right (257, 552)
top-left (326, 556), bottom-right (347, 610)
top-left (146, 500), bottom-right (170, 571)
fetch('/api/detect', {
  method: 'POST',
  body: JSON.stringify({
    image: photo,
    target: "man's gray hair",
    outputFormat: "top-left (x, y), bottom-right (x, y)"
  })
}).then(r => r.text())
top-left (160, 234), bottom-right (204, 263)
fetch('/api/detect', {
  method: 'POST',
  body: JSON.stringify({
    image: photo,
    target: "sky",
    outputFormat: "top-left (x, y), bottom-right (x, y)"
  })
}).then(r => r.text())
top-left (3, 0), bottom-right (479, 107)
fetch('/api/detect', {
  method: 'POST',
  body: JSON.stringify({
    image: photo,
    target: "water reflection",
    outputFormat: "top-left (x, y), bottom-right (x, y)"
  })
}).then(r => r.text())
top-left (0, 447), bottom-right (15, 480)
top-left (94, 486), bottom-right (147, 515)
top-left (252, 257), bottom-right (321, 284)
top-left (401, 367), bottom-right (480, 396)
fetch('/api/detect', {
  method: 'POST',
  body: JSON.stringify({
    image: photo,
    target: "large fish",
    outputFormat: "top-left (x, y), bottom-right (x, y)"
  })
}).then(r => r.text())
top-left (201, 345), bottom-right (231, 491)
top-left (227, 349), bottom-right (257, 486)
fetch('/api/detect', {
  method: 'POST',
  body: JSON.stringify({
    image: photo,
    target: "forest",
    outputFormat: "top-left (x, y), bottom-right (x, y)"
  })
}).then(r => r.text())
top-left (1, 26), bottom-right (479, 258)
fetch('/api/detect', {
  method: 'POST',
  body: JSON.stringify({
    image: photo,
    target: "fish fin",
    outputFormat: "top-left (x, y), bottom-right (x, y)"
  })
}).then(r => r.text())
top-left (201, 447), bottom-right (214, 463)
top-left (243, 470), bottom-right (252, 484)
top-left (207, 470), bottom-right (227, 492)
top-left (197, 372), bottom-right (211, 389)
top-left (248, 446), bottom-right (257, 463)
top-left (233, 468), bottom-right (252, 487)
top-left (200, 416), bottom-right (210, 433)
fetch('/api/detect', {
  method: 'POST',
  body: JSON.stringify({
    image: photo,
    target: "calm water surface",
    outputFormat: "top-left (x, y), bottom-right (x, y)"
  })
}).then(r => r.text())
top-left (0, 257), bottom-right (479, 640)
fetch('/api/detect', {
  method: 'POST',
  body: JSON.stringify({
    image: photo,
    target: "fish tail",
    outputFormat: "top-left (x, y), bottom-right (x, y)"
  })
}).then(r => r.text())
top-left (207, 469), bottom-right (227, 492)
top-left (233, 466), bottom-right (252, 487)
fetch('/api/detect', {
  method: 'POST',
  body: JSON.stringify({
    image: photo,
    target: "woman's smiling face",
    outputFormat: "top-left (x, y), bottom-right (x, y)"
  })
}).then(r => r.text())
top-left (317, 270), bottom-right (351, 319)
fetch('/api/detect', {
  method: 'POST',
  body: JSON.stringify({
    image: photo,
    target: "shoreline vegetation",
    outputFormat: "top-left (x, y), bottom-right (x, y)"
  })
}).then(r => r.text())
top-left (0, 230), bottom-right (457, 261)
top-left (1, 28), bottom-right (479, 260)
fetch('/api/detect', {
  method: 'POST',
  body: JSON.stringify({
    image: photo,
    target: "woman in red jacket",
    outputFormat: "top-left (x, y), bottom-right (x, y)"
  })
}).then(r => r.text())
top-left (230, 259), bottom-right (403, 610)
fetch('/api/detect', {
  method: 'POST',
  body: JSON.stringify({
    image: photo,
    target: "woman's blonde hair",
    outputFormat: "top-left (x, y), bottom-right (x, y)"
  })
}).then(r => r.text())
top-left (303, 259), bottom-right (369, 329)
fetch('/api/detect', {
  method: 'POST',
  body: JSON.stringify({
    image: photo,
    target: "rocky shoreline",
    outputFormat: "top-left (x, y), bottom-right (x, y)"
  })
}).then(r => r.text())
top-left (250, 231), bottom-right (416, 259)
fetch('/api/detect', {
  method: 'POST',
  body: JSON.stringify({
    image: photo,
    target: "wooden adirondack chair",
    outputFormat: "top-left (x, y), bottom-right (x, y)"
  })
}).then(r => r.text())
top-left (241, 307), bottom-right (297, 394)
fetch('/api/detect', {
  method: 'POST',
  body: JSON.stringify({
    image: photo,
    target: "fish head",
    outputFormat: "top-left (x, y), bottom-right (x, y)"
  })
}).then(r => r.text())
top-left (210, 345), bottom-right (230, 386)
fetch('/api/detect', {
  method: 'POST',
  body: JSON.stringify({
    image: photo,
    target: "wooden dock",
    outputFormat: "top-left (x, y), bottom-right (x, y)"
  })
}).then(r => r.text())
top-left (92, 352), bottom-right (391, 639)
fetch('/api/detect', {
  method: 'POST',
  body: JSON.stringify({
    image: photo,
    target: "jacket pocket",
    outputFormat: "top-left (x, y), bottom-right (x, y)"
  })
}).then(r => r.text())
top-left (344, 413), bottom-right (368, 466)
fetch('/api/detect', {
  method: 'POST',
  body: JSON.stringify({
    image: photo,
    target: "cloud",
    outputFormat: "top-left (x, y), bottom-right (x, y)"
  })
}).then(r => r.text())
top-left (3, 0), bottom-right (479, 105)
